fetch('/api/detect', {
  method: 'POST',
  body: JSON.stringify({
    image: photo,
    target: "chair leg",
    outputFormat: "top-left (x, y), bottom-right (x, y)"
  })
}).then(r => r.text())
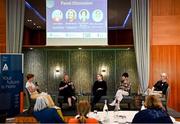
top-left (128, 103), bottom-right (131, 109)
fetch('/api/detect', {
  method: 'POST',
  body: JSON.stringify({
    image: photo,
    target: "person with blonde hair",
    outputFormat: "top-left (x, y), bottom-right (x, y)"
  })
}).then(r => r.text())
top-left (68, 100), bottom-right (99, 124)
top-left (132, 95), bottom-right (172, 123)
top-left (33, 96), bottom-right (64, 123)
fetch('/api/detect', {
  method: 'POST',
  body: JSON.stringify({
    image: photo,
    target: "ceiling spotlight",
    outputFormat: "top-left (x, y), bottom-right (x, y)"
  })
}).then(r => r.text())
top-left (30, 48), bottom-right (33, 50)
top-left (33, 23), bottom-right (36, 25)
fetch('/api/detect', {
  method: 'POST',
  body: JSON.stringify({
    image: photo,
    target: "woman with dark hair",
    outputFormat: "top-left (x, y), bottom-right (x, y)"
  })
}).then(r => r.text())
top-left (68, 100), bottom-right (98, 123)
top-left (132, 95), bottom-right (173, 123)
top-left (91, 74), bottom-right (107, 109)
top-left (109, 72), bottom-right (131, 110)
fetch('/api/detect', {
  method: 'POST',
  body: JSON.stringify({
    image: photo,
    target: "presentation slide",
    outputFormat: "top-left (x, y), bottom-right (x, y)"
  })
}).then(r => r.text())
top-left (46, 0), bottom-right (108, 46)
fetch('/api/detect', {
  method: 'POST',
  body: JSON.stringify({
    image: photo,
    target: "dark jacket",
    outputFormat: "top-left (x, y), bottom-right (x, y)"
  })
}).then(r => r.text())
top-left (92, 80), bottom-right (107, 96)
top-left (33, 108), bottom-right (64, 123)
top-left (154, 80), bottom-right (168, 95)
top-left (132, 108), bottom-right (173, 123)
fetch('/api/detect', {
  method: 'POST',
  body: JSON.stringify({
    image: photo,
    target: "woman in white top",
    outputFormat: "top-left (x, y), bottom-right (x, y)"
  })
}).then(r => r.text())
top-left (26, 74), bottom-right (55, 107)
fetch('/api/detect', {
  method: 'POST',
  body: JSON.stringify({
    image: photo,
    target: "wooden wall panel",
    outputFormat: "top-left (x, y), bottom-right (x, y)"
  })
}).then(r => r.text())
top-left (152, 15), bottom-right (180, 45)
top-left (150, 0), bottom-right (180, 112)
top-left (149, 46), bottom-right (180, 111)
top-left (0, 0), bottom-right (6, 53)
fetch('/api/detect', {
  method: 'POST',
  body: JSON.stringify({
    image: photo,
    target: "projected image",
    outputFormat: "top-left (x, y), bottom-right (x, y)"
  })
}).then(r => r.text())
top-left (92, 9), bottom-right (103, 22)
top-left (66, 9), bottom-right (77, 22)
top-left (52, 10), bottom-right (63, 22)
top-left (46, 0), bottom-right (108, 46)
top-left (46, 0), bottom-right (55, 8)
top-left (79, 9), bottom-right (90, 22)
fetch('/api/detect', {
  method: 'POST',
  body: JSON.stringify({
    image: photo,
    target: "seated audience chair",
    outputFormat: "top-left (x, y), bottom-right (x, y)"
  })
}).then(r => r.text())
top-left (161, 86), bottom-right (170, 111)
top-left (24, 88), bottom-right (36, 114)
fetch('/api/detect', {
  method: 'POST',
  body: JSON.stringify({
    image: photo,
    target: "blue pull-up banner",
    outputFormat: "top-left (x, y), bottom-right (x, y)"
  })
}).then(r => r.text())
top-left (0, 54), bottom-right (23, 117)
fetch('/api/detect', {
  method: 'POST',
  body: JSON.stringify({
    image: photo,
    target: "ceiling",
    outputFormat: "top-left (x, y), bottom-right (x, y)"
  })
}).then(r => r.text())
top-left (24, 0), bottom-right (132, 30)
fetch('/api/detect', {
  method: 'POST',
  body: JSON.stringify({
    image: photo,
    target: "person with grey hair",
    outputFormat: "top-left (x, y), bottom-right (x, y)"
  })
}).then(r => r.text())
top-left (33, 96), bottom-right (64, 123)
top-left (152, 73), bottom-right (169, 95)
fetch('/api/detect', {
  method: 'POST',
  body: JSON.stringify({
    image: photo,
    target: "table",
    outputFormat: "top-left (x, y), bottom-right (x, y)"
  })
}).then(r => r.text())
top-left (88, 111), bottom-right (138, 123)
top-left (87, 110), bottom-right (176, 124)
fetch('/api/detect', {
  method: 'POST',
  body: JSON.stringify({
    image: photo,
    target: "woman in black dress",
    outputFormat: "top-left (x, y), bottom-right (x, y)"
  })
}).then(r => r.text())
top-left (59, 74), bottom-right (76, 108)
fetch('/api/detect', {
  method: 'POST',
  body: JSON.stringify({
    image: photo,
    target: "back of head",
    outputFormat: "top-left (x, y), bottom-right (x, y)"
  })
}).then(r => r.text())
top-left (144, 95), bottom-right (162, 109)
top-left (34, 96), bottom-right (49, 111)
top-left (77, 100), bottom-right (91, 123)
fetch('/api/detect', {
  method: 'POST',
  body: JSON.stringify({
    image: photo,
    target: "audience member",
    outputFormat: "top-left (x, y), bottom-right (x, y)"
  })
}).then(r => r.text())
top-left (26, 74), bottom-right (55, 107)
top-left (68, 100), bottom-right (99, 124)
top-left (109, 72), bottom-right (131, 110)
top-left (91, 74), bottom-right (107, 109)
top-left (33, 96), bottom-right (64, 123)
top-left (59, 74), bottom-right (76, 108)
top-left (132, 95), bottom-right (173, 123)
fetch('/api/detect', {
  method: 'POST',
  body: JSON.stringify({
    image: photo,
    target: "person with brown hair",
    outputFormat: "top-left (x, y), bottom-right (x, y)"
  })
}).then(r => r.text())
top-left (25, 73), bottom-right (55, 107)
top-left (132, 95), bottom-right (173, 123)
top-left (68, 100), bottom-right (99, 124)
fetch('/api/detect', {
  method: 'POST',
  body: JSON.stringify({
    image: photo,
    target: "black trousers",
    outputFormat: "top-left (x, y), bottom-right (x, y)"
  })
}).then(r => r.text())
top-left (91, 90), bottom-right (104, 109)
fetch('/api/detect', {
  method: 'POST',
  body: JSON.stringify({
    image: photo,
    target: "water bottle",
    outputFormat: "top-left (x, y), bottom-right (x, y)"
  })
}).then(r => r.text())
top-left (103, 100), bottom-right (109, 123)
top-left (103, 100), bottom-right (108, 112)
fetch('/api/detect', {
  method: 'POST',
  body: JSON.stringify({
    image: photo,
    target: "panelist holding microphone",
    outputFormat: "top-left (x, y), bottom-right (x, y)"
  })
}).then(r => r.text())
top-left (59, 74), bottom-right (76, 108)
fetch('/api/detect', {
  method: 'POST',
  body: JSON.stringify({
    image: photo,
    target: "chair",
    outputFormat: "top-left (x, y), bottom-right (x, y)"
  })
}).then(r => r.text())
top-left (57, 95), bottom-right (76, 109)
top-left (24, 88), bottom-right (36, 114)
top-left (161, 86), bottom-right (170, 111)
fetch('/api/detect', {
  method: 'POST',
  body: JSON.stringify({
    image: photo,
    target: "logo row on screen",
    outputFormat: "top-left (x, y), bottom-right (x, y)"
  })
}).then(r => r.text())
top-left (51, 9), bottom-right (104, 23)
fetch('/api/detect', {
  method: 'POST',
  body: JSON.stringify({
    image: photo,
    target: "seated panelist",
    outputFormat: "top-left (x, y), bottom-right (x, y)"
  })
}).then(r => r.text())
top-left (59, 74), bottom-right (76, 108)
top-left (147, 73), bottom-right (169, 97)
top-left (91, 74), bottom-right (107, 109)
top-left (25, 74), bottom-right (55, 107)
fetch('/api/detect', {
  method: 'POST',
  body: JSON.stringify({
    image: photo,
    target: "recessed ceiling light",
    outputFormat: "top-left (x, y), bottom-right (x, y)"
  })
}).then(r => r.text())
top-left (33, 23), bottom-right (36, 25)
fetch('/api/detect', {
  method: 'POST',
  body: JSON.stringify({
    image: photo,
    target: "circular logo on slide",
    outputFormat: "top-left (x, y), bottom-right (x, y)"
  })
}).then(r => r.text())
top-left (92, 9), bottom-right (103, 22)
top-left (66, 9), bottom-right (77, 22)
top-left (52, 10), bottom-right (63, 22)
top-left (46, 0), bottom-right (55, 8)
top-left (79, 9), bottom-right (90, 22)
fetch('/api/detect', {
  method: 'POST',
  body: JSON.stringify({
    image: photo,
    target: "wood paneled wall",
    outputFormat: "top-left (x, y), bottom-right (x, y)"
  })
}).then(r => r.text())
top-left (150, 0), bottom-right (180, 111)
top-left (0, 0), bottom-right (6, 53)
